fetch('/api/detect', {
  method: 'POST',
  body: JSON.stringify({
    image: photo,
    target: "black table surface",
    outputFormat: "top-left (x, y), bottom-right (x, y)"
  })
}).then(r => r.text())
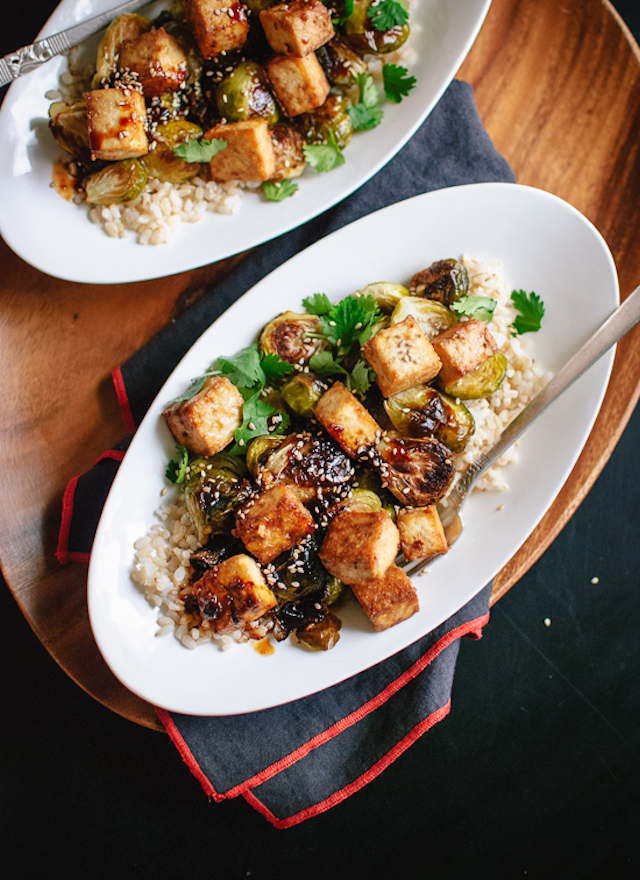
top-left (2, 3), bottom-right (640, 878)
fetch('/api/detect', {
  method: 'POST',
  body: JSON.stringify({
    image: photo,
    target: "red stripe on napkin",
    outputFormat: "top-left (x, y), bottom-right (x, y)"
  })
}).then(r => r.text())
top-left (112, 366), bottom-right (136, 434)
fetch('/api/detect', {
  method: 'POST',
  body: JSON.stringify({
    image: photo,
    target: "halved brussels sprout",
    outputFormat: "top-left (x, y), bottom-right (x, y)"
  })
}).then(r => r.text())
top-left (245, 435), bottom-right (284, 477)
top-left (410, 259), bottom-right (469, 306)
top-left (375, 435), bottom-right (456, 506)
top-left (216, 61), bottom-right (279, 125)
top-left (331, 488), bottom-right (383, 515)
top-left (272, 535), bottom-right (337, 600)
top-left (262, 432), bottom-right (354, 506)
top-left (390, 296), bottom-right (457, 340)
top-left (144, 119), bottom-right (204, 183)
top-left (183, 453), bottom-right (253, 540)
top-left (49, 100), bottom-right (91, 162)
top-left (92, 13), bottom-right (152, 87)
top-left (356, 282), bottom-right (409, 314)
top-left (343, 0), bottom-right (410, 55)
top-left (272, 598), bottom-right (341, 649)
top-left (259, 311), bottom-right (325, 364)
top-left (281, 373), bottom-right (326, 418)
top-left (296, 612), bottom-right (342, 650)
top-left (298, 94), bottom-right (353, 150)
top-left (270, 123), bottom-right (306, 180)
top-left (84, 158), bottom-right (148, 205)
top-left (383, 385), bottom-right (446, 437)
top-left (433, 393), bottom-right (475, 453)
top-left (439, 352), bottom-right (508, 400)
top-left (317, 38), bottom-right (368, 87)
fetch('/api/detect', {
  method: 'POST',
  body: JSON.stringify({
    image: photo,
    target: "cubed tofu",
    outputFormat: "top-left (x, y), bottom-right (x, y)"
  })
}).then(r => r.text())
top-left (314, 381), bottom-right (382, 458)
top-left (162, 375), bottom-right (243, 456)
top-left (430, 319), bottom-right (498, 387)
top-left (206, 119), bottom-right (276, 181)
top-left (397, 505), bottom-right (448, 562)
top-left (265, 52), bottom-right (330, 116)
top-left (319, 509), bottom-right (399, 583)
top-left (214, 554), bottom-right (278, 621)
top-left (233, 483), bottom-right (315, 565)
top-left (183, 0), bottom-right (248, 59)
top-left (362, 315), bottom-right (442, 398)
top-left (85, 88), bottom-right (148, 161)
top-left (350, 564), bottom-right (419, 631)
top-left (260, 0), bottom-right (334, 57)
top-left (117, 27), bottom-right (187, 96)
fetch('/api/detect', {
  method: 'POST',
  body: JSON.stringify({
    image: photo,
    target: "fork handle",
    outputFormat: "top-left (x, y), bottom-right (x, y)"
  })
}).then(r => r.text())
top-left (461, 283), bottom-right (640, 493)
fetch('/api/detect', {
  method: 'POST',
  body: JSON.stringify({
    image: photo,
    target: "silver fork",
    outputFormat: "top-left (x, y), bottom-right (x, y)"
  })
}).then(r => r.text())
top-left (401, 283), bottom-right (640, 579)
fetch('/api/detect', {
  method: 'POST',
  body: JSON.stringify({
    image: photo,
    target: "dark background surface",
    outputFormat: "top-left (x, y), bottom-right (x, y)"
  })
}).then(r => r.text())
top-left (2, 2), bottom-right (640, 878)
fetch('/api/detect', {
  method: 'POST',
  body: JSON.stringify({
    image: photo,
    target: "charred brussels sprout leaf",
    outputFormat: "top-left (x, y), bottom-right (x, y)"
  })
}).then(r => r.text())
top-left (439, 352), bottom-right (508, 400)
top-left (145, 120), bottom-right (205, 183)
top-left (245, 435), bottom-right (285, 477)
top-left (216, 61), bottom-right (280, 125)
top-left (296, 612), bottom-right (342, 650)
top-left (390, 296), bottom-right (457, 340)
top-left (262, 432), bottom-right (354, 506)
top-left (84, 158), bottom-right (148, 205)
top-left (433, 393), bottom-right (475, 453)
top-left (409, 259), bottom-right (469, 306)
top-left (384, 385), bottom-right (446, 437)
top-left (317, 38), bottom-right (367, 87)
top-left (183, 453), bottom-right (253, 539)
top-left (49, 101), bottom-right (91, 162)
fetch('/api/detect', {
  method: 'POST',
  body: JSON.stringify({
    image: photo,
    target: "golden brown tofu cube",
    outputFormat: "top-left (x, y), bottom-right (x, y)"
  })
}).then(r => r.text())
top-left (85, 88), bottom-right (148, 161)
top-left (431, 319), bottom-right (498, 387)
top-left (362, 315), bottom-right (442, 398)
top-left (206, 119), bottom-right (276, 181)
top-left (319, 510), bottom-right (399, 583)
top-left (184, 0), bottom-right (249, 59)
top-left (117, 27), bottom-right (188, 97)
top-left (214, 554), bottom-right (278, 622)
top-left (260, 0), bottom-right (334, 57)
top-left (265, 52), bottom-right (330, 116)
top-left (350, 564), bottom-right (419, 631)
top-left (162, 375), bottom-right (243, 456)
top-left (397, 505), bottom-right (448, 562)
top-left (233, 483), bottom-right (315, 565)
top-left (314, 381), bottom-right (382, 458)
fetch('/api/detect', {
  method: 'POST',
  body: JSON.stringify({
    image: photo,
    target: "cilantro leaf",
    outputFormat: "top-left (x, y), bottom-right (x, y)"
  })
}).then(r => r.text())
top-left (451, 295), bottom-right (498, 324)
top-left (382, 63), bottom-right (417, 103)
top-left (369, 0), bottom-right (409, 31)
top-left (303, 292), bottom-right (332, 316)
top-left (348, 72), bottom-right (384, 130)
top-left (511, 289), bottom-right (545, 335)
top-left (303, 132), bottom-right (345, 173)
top-left (308, 350), bottom-right (349, 378)
top-left (346, 358), bottom-right (376, 397)
top-left (261, 352), bottom-right (295, 382)
top-left (165, 444), bottom-right (189, 484)
top-left (262, 179), bottom-right (299, 201)
top-left (172, 137), bottom-right (227, 163)
top-left (169, 371), bottom-right (217, 404)
top-left (216, 343), bottom-right (264, 390)
top-left (325, 0), bottom-right (353, 26)
top-left (230, 392), bottom-right (289, 454)
top-left (320, 294), bottom-right (382, 351)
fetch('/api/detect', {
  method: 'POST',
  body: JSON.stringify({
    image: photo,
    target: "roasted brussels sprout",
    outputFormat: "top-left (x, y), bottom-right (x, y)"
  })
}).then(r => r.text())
top-left (343, 0), bottom-right (410, 55)
top-left (281, 373), bottom-right (326, 418)
top-left (375, 435), bottom-right (456, 506)
top-left (317, 38), bottom-right (368, 87)
top-left (410, 259), bottom-right (469, 306)
top-left (48, 101), bottom-right (92, 162)
top-left (189, 533), bottom-right (246, 580)
top-left (259, 311), bottom-right (325, 364)
top-left (216, 61), bottom-right (280, 125)
top-left (183, 453), bottom-right (254, 540)
top-left (433, 392), bottom-right (475, 453)
top-left (272, 597), bottom-right (341, 650)
top-left (439, 352), bottom-right (508, 400)
top-left (390, 296), bottom-right (457, 340)
top-left (270, 123), bottom-right (306, 180)
top-left (298, 94), bottom-right (353, 150)
top-left (356, 282), bottom-right (409, 314)
top-left (383, 385), bottom-right (446, 437)
top-left (84, 158), bottom-right (148, 205)
top-left (329, 488), bottom-right (383, 518)
top-left (144, 119), bottom-right (204, 183)
top-left (92, 13), bottom-right (152, 87)
top-left (245, 435), bottom-right (285, 477)
top-left (296, 612), bottom-right (342, 650)
top-left (261, 432), bottom-right (354, 506)
top-left (272, 534), bottom-right (341, 600)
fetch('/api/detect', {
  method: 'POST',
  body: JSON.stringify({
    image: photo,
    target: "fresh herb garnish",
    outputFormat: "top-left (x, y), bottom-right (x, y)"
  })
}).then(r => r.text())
top-left (370, 0), bottom-right (409, 31)
top-left (303, 132), bottom-right (345, 173)
top-left (382, 63), bottom-right (416, 103)
top-left (262, 179), bottom-right (299, 201)
top-left (302, 292), bottom-right (333, 316)
top-left (325, 0), bottom-right (353, 26)
top-left (172, 137), bottom-right (227, 163)
top-left (230, 391), bottom-right (290, 454)
top-left (317, 294), bottom-right (382, 350)
top-left (511, 289), bottom-right (545, 334)
top-left (348, 73), bottom-right (384, 130)
top-left (166, 444), bottom-right (189, 484)
top-left (217, 344), bottom-right (265, 390)
top-left (451, 295), bottom-right (498, 324)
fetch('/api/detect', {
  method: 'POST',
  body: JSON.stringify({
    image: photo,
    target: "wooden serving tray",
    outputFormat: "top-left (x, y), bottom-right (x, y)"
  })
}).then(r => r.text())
top-left (1, 0), bottom-right (640, 731)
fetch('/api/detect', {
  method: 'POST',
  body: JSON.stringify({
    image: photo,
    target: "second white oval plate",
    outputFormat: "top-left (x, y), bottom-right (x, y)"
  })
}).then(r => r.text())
top-left (88, 182), bottom-right (618, 715)
top-left (0, 0), bottom-right (491, 283)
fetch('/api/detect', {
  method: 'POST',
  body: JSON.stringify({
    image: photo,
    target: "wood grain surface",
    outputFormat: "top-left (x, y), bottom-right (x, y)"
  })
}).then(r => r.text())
top-left (1, 0), bottom-right (639, 730)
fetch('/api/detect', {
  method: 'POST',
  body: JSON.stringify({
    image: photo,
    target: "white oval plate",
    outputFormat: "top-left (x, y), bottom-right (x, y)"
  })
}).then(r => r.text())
top-left (0, 0), bottom-right (491, 284)
top-left (88, 182), bottom-right (618, 715)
